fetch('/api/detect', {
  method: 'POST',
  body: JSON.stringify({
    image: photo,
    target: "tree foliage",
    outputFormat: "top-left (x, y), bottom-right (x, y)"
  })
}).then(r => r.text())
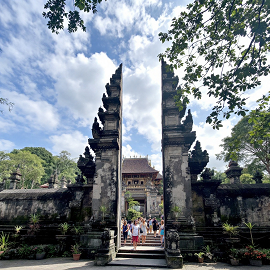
top-left (7, 151), bottom-right (45, 189)
top-left (21, 147), bottom-right (54, 182)
top-left (52, 150), bottom-right (80, 181)
top-left (217, 110), bottom-right (270, 175)
top-left (159, 0), bottom-right (270, 129)
top-left (43, 0), bottom-right (106, 34)
top-left (0, 148), bottom-right (80, 188)
top-left (0, 98), bottom-right (14, 113)
top-left (125, 191), bottom-right (141, 221)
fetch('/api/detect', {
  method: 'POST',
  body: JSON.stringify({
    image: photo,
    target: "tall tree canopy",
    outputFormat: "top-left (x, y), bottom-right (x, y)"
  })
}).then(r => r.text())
top-left (216, 110), bottom-right (270, 175)
top-left (21, 147), bottom-right (54, 182)
top-left (7, 151), bottom-right (45, 189)
top-left (0, 148), bottom-right (80, 188)
top-left (52, 150), bottom-right (80, 181)
top-left (43, 0), bottom-right (106, 33)
top-left (159, 0), bottom-right (270, 129)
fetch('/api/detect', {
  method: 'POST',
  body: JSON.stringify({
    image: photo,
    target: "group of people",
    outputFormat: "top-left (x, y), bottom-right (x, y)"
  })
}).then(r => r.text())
top-left (121, 217), bottom-right (165, 250)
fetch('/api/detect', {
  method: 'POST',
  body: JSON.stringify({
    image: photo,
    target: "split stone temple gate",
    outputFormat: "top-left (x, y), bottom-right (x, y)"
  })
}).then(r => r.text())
top-left (1, 62), bottom-right (270, 268)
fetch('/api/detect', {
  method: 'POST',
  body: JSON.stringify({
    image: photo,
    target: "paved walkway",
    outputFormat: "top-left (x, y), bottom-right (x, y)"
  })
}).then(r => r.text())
top-left (0, 258), bottom-right (269, 270)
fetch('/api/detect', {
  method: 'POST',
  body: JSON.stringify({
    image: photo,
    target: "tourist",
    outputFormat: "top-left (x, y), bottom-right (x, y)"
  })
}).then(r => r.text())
top-left (121, 218), bottom-right (124, 233)
top-left (131, 219), bottom-right (140, 250)
top-left (149, 218), bottom-right (153, 233)
top-left (153, 217), bottom-right (158, 237)
top-left (159, 220), bottom-right (165, 247)
top-left (122, 220), bottom-right (129, 246)
top-left (140, 218), bottom-right (147, 245)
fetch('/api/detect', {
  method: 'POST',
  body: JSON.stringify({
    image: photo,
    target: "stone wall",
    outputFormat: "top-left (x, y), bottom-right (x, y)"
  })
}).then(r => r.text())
top-left (192, 182), bottom-right (270, 227)
top-left (0, 188), bottom-right (73, 224)
top-left (218, 184), bottom-right (270, 226)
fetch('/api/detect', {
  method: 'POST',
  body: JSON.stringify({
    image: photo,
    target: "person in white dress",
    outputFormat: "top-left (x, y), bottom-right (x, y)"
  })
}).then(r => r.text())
top-left (140, 218), bottom-right (147, 245)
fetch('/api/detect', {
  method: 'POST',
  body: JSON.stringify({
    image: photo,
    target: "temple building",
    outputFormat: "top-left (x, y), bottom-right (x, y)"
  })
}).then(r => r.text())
top-left (121, 157), bottom-right (163, 218)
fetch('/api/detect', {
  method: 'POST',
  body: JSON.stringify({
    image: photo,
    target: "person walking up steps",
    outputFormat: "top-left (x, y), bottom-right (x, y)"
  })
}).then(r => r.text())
top-left (122, 220), bottom-right (129, 246)
top-left (131, 220), bottom-right (140, 250)
top-left (159, 220), bottom-right (165, 247)
top-left (140, 218), bottom-right (147, 245)
top-left (149, 218), bottom-right (153, 233)
top-left (153, 217), bottom-right (158, 237)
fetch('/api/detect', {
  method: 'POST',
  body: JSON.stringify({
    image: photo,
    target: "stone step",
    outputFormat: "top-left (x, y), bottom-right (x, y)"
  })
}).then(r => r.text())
top-left (121, 243), bottom-right (161, 246)
top-left (118, 247), bottom-right (164, 254)
top-left (117, 252), bottom-right (165, 259)
top-left (108, 257), bottom-right (168, 268)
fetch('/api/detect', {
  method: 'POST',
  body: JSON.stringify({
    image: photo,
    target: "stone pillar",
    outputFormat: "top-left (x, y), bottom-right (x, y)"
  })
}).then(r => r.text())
top-left (161, 60), bottom-right (195, 226)
top-left (146, 191), bottom-right (150, 216)
top-left (9, 168), bottom-right (21, 189)
top-left (88, 64), bottom-right (123, 253)
top-left (161, 61), bottom-right (204, 268)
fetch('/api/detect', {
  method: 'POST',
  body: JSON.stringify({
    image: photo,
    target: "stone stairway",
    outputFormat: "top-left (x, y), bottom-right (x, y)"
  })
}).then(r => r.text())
top-left (121, 232), bottom-right (163, 247)
top-left (108, 233), bottom-right (167, 268)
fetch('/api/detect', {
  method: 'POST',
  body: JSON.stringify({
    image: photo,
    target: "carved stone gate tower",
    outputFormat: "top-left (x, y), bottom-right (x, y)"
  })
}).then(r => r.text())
top-left (161, 60), bottom-right (203, 268)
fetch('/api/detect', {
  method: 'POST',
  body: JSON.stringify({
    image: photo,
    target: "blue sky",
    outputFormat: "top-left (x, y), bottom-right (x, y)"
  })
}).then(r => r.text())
top-left (0, 0), bottom-right (268, 174)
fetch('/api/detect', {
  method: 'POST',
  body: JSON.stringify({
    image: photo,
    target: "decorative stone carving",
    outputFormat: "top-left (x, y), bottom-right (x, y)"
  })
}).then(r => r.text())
top-left (48, 170), bottom-right (59, 188)
top-left (164, 166), bottom-right (173, 220)
top-left (166, 229), bottom-right (180, 255)
top-left (75, 172), bottom-right (85, 185)
top-left (183, 109), bottom-right (193, 132)
top-left (77, 146), bottom-right (96, 184)
top-left (253, 170), bottom-right (263, 184)
top-left (92, 117), bottom-right (102, 138)
top-left (225, 160), bottom-right (243, 184)
top-left (189, 141), bottom-right (209, 182)
top-left (9, 167), bottom-right (21, 189)
top-left (201, 168), bottom-right (214, 181)
top-left (60, 176), bottom-right (67, 188)
top-left (87, 64), bottom-right (122, 238)
top-left (101, 229), bottom-right (110, 248)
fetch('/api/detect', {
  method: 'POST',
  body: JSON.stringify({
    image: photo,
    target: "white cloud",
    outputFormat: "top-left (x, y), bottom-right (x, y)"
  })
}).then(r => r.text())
top-left (0, 139), bottom-right (15, 152)
top-left (149, 153), bottom-right (162, 173)
top-left (50, 131), bottom-right (89, 159)
top-left (93, 0), bottom-right (167, 38)
top-left (40, 52), bottom-right (117, 127)
top-left (122, 144), bottom-right (141, 159)
top-left (0, 117), bottom-right (15, 133)
top-left (0, 89), bottom-right (59, 131)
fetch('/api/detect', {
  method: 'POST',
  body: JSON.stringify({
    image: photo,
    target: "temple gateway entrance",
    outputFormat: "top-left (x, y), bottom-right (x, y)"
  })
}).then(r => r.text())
top-left (77, 60), bottom-right (205, 268)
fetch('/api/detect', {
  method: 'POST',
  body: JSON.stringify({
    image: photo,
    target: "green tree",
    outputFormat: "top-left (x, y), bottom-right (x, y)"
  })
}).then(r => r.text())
top-left (217, 110), bottom-right (270, 175)
top-left (8, 151), bottom-right (45, 189)
top-left (43, 0), bottom-right (106, 34)
top-left (240, 173), bottom-right (255, 184)
top-left (211, 169), bottom-right (229, 184)
top-left (125, 191), bottom-right (141, 221)
top-left (159, 0), bottom-right (270, 129)
top-left (21, 147), bottom-right (54, 183)
top-left (52, 150), bottom-right (79, 182)
top-left (0, 151), bottom-right (12, 183)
